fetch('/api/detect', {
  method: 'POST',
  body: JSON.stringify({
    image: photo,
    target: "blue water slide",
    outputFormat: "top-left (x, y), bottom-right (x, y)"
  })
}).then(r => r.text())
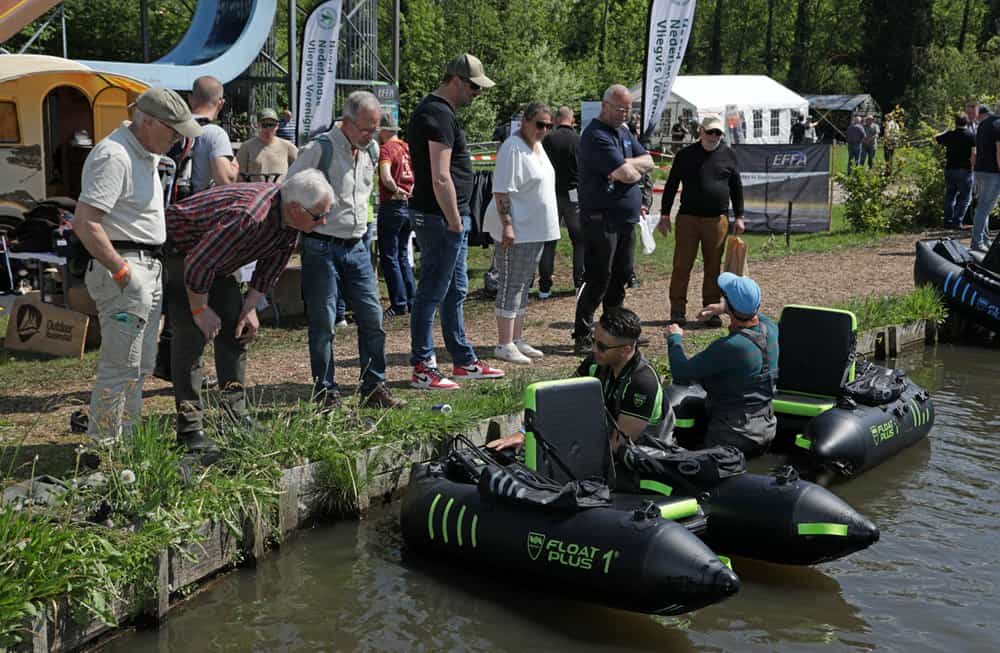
top-left (78, 0), bottom-right (276, 90)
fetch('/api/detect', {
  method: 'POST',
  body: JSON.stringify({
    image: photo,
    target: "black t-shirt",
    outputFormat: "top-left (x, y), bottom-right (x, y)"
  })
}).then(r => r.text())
top-left (936, 128), bottom-right (976, 171)
top-left (974, 115), bottom-right (1000, 173)
top-left (542, 125), bottom-right (579, 194)
top-left (790, 121), bottom-right (806, 143)
top-left (662, 142), bottom-right (745, 217)
top-left (406, 94), bottom-right (474, 216)
top-left (574, 352), bottom-right (668, 439)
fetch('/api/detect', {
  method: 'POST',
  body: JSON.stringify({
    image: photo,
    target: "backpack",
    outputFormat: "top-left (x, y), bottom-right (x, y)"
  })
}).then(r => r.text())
top-left (842, 360), bottom-right (907, 406)
top-left (169, 116), bottom-right (215, 203)
top-left (315, 133), bottom-right (379, 184)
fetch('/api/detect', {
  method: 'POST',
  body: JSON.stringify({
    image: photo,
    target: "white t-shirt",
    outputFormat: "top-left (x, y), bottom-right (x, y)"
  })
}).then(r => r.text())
top-left (484, 133), bottom-right (560, 243)
top-left (79, 122), bottom-right (165, 245)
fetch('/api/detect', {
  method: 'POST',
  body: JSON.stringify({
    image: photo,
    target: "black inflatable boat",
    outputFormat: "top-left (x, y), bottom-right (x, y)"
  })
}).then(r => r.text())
top-left (914, 238), bottom-right (1000, 334)
top-left (668, 305), bottom-right (934, 478)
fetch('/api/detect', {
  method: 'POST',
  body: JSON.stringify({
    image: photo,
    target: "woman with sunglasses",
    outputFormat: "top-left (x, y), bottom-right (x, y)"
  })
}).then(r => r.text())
top-left (484, 101), bottom-right (561, 364)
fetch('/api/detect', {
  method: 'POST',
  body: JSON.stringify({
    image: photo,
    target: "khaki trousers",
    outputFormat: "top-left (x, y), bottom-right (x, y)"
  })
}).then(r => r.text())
top-left (669, 213), bottom-right (729, 316)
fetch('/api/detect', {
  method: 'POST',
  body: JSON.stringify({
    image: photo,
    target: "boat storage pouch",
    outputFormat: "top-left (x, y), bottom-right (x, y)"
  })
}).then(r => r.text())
top-left (478, 463), bottom-right (611, 511)
top-left (842, 360), bottom-right (907, 406)
top-left (621, 444), bottom-right (746, 492)
top-left (934, 239), bottom-right (975, 266)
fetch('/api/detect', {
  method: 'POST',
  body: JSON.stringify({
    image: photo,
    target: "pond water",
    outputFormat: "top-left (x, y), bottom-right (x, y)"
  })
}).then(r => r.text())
top-left (104, 344), bottom-right (999, 652)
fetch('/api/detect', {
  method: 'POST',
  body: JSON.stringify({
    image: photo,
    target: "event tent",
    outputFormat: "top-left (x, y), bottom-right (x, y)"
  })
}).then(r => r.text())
top-left (802, 94), bottom-right (882, 142)
top-left (630, 75), bottom-right (810, 145)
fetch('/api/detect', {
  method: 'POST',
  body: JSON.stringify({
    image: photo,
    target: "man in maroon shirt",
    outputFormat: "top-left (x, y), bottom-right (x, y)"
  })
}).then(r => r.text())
top-left (164, 169), bottom-right (333, 460)
top-left (376, 113), bottom-right (416, 317)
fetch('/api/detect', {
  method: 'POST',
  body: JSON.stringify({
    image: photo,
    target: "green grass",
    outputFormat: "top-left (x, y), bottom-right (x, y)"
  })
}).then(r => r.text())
top-left (834, 286), bottom-right (947, 331)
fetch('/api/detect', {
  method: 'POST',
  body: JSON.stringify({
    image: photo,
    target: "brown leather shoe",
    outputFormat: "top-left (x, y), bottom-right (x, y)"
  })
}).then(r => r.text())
top-left (361, 384), bottom-right (407, 409)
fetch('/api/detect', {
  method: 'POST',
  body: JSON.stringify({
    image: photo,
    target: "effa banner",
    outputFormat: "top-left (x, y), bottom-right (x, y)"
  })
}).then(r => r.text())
top-left (298, 0), bottom-right (344, 142)
top-left (641, 0), bottom-right (696, 142)
top-left (731, 144), bottom-right (832, 233)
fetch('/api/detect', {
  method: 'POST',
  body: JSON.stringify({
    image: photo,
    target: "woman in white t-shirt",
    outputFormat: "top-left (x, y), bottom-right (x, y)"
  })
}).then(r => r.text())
top-left (484, 102), bottom-right (560, 364)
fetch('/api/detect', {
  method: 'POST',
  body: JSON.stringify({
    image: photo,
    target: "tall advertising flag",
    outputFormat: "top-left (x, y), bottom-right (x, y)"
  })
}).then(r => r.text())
top-left (298, 0), bottom-right (344, 143)
top-left (641, 0), bottom-right (696, 142)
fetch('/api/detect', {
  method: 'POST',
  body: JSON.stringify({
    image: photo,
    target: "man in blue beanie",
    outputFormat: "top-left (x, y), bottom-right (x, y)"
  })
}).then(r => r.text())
top-left (666, 273), bottom-right (779, 456)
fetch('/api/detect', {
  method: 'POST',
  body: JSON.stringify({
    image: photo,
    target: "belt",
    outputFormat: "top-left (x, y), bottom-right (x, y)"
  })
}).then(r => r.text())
top-left (111, 240), bottom-right (164, 258)
top-left (306, 233), bottom-right (361, 248)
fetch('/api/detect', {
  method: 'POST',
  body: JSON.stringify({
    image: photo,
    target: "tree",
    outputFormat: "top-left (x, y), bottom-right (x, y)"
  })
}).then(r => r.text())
top-left (709, 0), bottom-right (724, 74)
top-left (860, 0), bottom-right (933, 109)
top-left (787, 0), bottom-right (812, 90)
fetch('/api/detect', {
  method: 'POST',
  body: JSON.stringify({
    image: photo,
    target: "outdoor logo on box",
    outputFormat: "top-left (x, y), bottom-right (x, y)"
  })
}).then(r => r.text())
top-left (527, 532), bottom-right (545, 560)
top-left (15, 303), bottom-right (42, 342)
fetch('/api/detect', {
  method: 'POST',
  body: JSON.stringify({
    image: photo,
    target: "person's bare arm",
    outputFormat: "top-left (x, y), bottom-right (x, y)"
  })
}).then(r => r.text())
top-left (627, 153), bottom-right (655, 174)
top-left (211, 156), bottom-right (239, 186)
top-left (429, 141), bottom-right (462, 232)
top-left (494, 192), bottom-right (515, 248)
top-left (970, 146), bottom-right (977, 171)
top-left (72, 202), bottom-right (130, 288)
top-left (609, 161), bottom-right (642, 184)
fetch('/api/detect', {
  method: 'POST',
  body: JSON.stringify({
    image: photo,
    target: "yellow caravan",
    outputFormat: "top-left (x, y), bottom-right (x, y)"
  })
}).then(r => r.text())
top-left (0, 54), bottom-right (149, 211)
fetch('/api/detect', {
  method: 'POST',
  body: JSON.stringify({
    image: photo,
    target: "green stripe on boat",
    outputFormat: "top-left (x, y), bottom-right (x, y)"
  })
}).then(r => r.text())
top-left (471, 514), bottom-right (479, 548)
top-left (675, 418), bottom-right (695, 428)
top-left (428, 493), bottom-right (442, 540)
top-left (795, 434), bottom-right (812, 450)
top-left (659, 498), bottom-right (699, 521)
top-left (441, 497), bottom-right (455, 544)
top-left (773, 398), bottom-right (836, 417)
top-left (640, 479), bottom-right (673, 496)
top-left (718, 555), bottom-right (732, 570)
top-left (797, 522), bottom-right (848, 536)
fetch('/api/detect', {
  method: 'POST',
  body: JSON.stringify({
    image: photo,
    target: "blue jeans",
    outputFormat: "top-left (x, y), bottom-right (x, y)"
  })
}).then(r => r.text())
top-left (409, 212), bottom-right (476, 366)
top-left (973, 171), bottom-right (1000, 248)
top-left (336, 221), bottom-right (376, 320)
top-left (847, 144), bottom-right (862, 170)
top-left (860, 144), bottom-right (876, 168)
top-left (301, 234), bottom-right (387, 395)
top-left (944, 169), bottom-right (974, 225)
top-left (378, 201), bottom-right (416, 312)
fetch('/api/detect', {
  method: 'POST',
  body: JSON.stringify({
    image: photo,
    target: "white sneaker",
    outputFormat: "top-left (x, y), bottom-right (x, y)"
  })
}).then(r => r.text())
top-left (335, 319), bottom-right (349, 329)
top-left (494, 343), bottom-right (532, 365)
top-left (514, 338), bottom-right (544, 358)
top-left (537, 290), bottom-right (552, 299)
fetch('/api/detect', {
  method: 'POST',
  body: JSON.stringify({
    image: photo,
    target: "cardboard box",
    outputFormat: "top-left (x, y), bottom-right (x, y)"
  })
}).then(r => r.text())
top-left (5, 293), bottom-right (89, 358)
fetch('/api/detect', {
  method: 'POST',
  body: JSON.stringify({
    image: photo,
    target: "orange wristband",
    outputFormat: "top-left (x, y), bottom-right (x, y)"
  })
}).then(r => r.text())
top-left (112, 261), bottom-right (130, 281)
top-left (191, 305), bottom-right (207, 316)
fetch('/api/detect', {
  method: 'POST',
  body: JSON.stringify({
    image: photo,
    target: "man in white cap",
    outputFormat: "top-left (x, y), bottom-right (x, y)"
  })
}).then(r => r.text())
top-left (658, 115), bottom-right (745, 328)
top-left (73, 87), bottom-right (202, 447)
top-left (666, 273), bottom-right (778, 456)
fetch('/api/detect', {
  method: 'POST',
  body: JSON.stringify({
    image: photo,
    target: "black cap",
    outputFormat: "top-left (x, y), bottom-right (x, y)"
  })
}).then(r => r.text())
top-left (979, 104), bottom-right (991, 115)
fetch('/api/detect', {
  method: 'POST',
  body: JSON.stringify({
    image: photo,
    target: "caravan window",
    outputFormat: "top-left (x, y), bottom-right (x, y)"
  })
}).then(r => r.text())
top-left (770, 110), bottom-right (781, 137)
top-left (0, 101), bottom-right (19, 143)
top-left (752, 110), bottom-right (763, 139)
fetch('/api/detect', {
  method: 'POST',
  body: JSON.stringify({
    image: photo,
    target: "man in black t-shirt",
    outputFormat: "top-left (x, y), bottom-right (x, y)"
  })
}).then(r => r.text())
top-left (935, 113), bottom-right (977, 229)
top-left (539, 106), bottom-right (583, 294)
top-left (790, 115), bottom-right (807, 144)
top-left (972, 105), bottom-right (1000, 251)
top-left (405, 53), bottom-right (506, 390)
top-left (658, 115), bottom-right (744, 327)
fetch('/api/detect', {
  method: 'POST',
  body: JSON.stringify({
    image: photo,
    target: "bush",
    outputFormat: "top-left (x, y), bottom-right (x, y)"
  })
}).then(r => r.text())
top-left (837, 164), bottom-right (893, 231)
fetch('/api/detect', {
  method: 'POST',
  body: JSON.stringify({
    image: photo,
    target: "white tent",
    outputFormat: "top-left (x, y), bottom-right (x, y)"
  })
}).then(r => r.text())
top-left (631, 75), bottom-right (810, 145)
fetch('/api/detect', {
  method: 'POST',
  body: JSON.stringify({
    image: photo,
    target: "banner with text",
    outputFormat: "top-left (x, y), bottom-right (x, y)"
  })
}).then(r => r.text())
top-left (731, 144), bottom-right (832, 233)
top-left (298, 0), bottom-right (343, 142)
top-left (641, 0), bottom-right (696, 142)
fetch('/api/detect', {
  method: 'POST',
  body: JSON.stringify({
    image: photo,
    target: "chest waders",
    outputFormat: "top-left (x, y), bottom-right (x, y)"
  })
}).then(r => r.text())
top-left (705, 323), bottom-right (778, 456)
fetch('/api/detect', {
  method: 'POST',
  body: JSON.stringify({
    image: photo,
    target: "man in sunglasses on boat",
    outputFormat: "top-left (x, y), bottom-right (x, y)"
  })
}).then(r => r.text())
top-left (666, 273), bottom-right (778, 457)
top-left (489, 307), bottom-right (674, 452)
top-left (162, 170), bottom-right (333, 461)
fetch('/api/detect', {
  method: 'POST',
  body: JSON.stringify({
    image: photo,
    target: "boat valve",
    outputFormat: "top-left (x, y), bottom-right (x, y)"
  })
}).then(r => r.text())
top-left (633, 500), bottom-right (661, 521)
top-left (772, 465), bottom-right (799, 485)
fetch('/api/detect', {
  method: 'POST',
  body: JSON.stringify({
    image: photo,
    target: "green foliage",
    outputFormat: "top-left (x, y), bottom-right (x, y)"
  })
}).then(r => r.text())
top-left (836, 165), bottom-right (894, 232)
top-left (835, 286), bottom-right (947, 330)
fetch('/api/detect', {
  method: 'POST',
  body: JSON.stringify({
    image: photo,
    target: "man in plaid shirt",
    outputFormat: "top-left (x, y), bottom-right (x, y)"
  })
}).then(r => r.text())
top-left (164, 169), bottom-right (333, 460)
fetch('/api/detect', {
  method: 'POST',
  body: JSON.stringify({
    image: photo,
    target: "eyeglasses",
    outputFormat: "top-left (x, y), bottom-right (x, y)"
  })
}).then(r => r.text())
top-left (304, 206), bottom-right (327, 223)
top-left (463, 78), bottom-right (481, 92)
top-left (594, 339), bottom-right (633, 353)
top-left (705, 129), bottom-right (724, 136)
top-left (157, 119), bottom-right (182, 143)
top-left (260, 121), bottom-right (278, 128)
top-left (535, 121), bottom-right (554, 130)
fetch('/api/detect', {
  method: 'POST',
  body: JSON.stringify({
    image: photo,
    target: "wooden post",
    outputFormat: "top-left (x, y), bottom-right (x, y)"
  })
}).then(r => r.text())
top-left (873, 329), bottom-right (887, 360)
top-left (155, 549), bottom-right (170, 620)
top-left (30, 612), bottom-right (47, 653)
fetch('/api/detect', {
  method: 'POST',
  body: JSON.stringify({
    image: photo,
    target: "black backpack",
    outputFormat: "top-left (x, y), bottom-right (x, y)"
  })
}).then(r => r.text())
top-left (842, 360), bottom-right (907, 406)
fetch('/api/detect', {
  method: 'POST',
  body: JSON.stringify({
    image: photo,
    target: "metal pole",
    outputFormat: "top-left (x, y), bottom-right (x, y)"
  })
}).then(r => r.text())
top-left (140, 0), bottom-right (150, 62)
top-left (786, 201), bottom-right (793, 248)
top-left (289, 0), bottom-right (298, 145)
top-left (60, 5), bottom-right (67, 57)
top-left (393, 0), bottom-right (400, 85)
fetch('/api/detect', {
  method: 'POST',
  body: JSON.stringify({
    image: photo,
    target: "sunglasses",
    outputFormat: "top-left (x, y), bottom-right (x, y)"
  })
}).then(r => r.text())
top-left (304, 206), bottom-right (327, 223)
top-left (594, 340), bottom-right (632, 353)
top-left (535, 121), bottom-right (554, 130)
top-left (705, 129), bottom-right (724, 136)
top-left (463, 78), bottom-right (481, 92)
top-left (260, 121), bottom-right (278, 128)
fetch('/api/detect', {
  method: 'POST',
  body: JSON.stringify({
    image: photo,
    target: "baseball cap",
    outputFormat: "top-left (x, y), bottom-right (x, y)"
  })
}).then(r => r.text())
top-left (445, 53), bottom-right (495, 89)
top-left (718, 272), bottom-right (761, 317)
top-left (258, 108), bottom-right (279, 121)
top-left (379, 113), bottom-right (400, 131)
top-left (701, 115), bottom-right (724, 132)
top-left (134, 87), bottom-right (202, 139)
top-left (979, 104), bottom-right (991, 115)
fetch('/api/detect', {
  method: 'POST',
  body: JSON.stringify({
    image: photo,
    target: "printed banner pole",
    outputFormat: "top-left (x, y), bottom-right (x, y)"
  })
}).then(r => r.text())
top-left (641, 0), bottom-right (697, 143)
top-left (298, 0), bottom-right (344, 143)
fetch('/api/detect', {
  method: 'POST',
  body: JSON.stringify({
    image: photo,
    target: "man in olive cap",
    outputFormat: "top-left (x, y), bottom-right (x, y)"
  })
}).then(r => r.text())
top-left (236, 107), bottom-right (299, 182)
top-left (405, 53), bottom-right (506, 390)
top-left (74, 87), bottom-right (202, 448)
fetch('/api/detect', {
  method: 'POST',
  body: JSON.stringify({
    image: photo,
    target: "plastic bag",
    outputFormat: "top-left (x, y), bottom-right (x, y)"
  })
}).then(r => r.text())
top-left (639, 213), bottom-right (660, 254)
top-left (724, 235), bottom-right (749, 276)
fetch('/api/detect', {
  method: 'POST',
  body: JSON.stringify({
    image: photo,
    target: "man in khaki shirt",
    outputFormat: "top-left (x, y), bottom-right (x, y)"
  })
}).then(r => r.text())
top-left (286, 90), bottom-right (404, 411)
top-left (237, 108), bottom-right (298, 182)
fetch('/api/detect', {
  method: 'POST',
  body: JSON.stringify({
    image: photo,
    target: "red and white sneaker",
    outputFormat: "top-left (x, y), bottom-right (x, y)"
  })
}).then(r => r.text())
top-left (453, 359), bottom-right (505, 380)
top-left (411, 361), bottom-right (460, 390)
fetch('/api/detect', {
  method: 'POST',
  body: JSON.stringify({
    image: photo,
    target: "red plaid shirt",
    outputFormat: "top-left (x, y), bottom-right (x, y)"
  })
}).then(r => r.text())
top-left (166, 183), bottom-right (299, 294)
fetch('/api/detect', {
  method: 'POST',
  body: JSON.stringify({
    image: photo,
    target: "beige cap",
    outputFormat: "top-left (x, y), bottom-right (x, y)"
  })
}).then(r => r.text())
top-left (701, 115), bottom-right (724, 132)
top-left (258, 108), bottom-right (279, 121)
top-left (134, 87), bottom-right (202, 139)
top-left (445, 53), bottom-right (495, 89)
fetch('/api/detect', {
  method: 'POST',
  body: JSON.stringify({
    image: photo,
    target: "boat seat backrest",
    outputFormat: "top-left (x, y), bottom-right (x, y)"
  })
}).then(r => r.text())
top-left (777, 305), bottom-right (857, 397)
top-left (523, 377), bottom-right (609, 484)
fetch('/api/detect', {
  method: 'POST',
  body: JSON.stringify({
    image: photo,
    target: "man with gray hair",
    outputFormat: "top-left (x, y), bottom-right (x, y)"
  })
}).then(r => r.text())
top-left (286, 90), bottom-right (405, 410)
top-left (163, 170), bottom-right (334, 460)
top-left (73, 87), bottom-right (203, 446)
top-left (572, 84), bottom-right (654, 353)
